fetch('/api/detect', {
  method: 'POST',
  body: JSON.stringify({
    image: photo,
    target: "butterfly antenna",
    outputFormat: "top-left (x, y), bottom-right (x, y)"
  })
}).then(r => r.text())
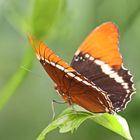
top-left (20, 65), bottom-right (46, 80)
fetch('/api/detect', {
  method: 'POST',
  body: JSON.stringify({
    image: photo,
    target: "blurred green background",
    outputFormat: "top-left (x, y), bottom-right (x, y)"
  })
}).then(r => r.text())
top-left (0, 0), bottom-right (140, 140)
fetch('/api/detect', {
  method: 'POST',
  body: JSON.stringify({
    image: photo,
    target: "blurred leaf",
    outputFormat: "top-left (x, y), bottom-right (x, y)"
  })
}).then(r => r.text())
top-left (122, 4), bottom-right (140, 35)
top-left (3, 0), bottom-right (32, 35)
top-left (4, 0), bottom-right (65, 38)
top-left (37, 106), bottom-right (133, 140)
top-left (32, 0), bottom-right (64, 39)
top-left (0, 0), bottom-right (65, 111)
top-left (0, 48), bottom-right (34, 110)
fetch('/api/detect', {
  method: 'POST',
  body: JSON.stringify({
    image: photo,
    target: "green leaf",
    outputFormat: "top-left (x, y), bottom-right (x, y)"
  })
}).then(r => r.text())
top-left (32, 0), bottom-right (64, 39)
top-left (0, 48), bottom-right (34, 110)
top-left (37, 106), bottom-right (133, 140)
top-left (0, 0), bottom-right (65, 111)
top-left (4, 0), bottom-right (65, 38)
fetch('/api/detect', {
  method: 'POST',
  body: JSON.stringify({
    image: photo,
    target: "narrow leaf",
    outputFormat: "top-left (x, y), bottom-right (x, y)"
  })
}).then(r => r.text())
top-left (32, 0), bottom-right (64, 39)
top-left (0, 0), bottom-right (65, 111)
top-left (0, 48), bottom-right (34, 110)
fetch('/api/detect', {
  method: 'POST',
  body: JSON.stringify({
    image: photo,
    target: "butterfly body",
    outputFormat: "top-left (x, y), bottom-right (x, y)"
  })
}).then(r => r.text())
top-left (29, 22), bottom-right (135, 113)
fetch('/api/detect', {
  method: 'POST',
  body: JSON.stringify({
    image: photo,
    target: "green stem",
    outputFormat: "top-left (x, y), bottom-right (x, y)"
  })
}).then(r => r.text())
top-left (0, 47), bottom-right (34, 110)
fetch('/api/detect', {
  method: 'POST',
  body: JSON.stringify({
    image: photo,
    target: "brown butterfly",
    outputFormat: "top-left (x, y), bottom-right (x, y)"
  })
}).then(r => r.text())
top-left (29, 22), bottom-right (135, 113)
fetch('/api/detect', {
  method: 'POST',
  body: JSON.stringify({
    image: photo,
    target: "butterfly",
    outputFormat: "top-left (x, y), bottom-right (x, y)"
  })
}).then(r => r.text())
top-left (29, 22), bottom-right (135, 113)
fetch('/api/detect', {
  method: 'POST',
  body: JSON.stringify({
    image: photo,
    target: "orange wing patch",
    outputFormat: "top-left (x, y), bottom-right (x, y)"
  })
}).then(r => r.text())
top-left (76, 22), bottom-right (122, 68)
top-left (28, 34), bottom-right (74, 72)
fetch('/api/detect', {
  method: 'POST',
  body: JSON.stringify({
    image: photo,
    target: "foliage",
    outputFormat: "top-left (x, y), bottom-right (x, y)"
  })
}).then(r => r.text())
top-left (0, 0), bottom-right (64, 110)
top-left (37, 106), bottom-right (132, 140)
top-left (0, 0), bottom-right (139, 140)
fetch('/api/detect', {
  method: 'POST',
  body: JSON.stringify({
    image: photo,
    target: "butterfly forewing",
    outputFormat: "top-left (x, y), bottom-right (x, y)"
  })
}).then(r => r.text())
top-left (29, 35), bottom-right (113, 113)
top-left (71, 22), bottom-right (135, 112)
top-left (73, 22), bottom-right (122, 67)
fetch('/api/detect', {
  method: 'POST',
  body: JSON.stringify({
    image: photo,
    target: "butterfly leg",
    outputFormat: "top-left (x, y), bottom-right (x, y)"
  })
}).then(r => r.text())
top-left (67, 99), bottom-right (78, 115)
top-left (51, 99), bottom-right (67, 120)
